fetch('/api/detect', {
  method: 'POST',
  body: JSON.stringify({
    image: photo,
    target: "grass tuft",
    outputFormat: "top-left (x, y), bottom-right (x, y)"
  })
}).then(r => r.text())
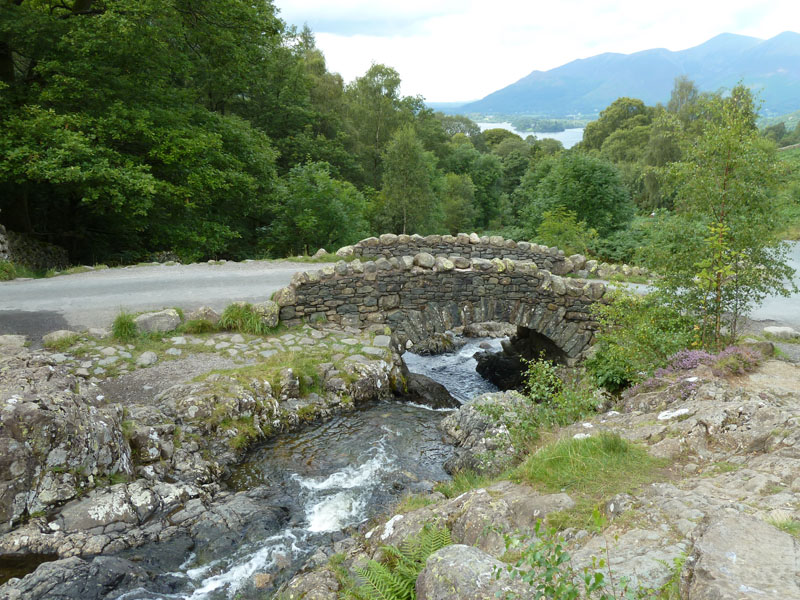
top-left (219, 302), bottom-right (272, 335)
top-left (516, 432), bottom-right (664, 530)
top-left (180, 318), bottom-right (217, 334)
top-left (43, 334), bottom-right (80, 352)
top-left (112, 312), bottom-right (139, 343)
top-left (433, 469), bottom-right (500, 499)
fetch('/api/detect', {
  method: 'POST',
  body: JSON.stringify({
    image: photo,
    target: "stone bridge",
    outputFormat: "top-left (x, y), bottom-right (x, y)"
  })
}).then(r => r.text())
top-left (274, 253), bottom-right (608, 361)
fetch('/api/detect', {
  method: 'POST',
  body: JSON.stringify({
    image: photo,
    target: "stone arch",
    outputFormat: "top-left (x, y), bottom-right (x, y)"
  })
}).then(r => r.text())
top-left (274, 256), bottom-right (606, 361)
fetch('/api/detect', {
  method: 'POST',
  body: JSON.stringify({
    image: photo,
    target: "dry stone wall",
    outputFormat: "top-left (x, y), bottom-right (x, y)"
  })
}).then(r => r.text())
top-left (274, 255), bottom-right (607, 359)
top-left (0, 224), bottom-right (69, 270)
top-left (336, 233), bottom-right (584, 276)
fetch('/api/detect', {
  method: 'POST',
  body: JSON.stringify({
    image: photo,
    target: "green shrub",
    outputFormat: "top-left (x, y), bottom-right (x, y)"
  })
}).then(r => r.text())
top-left (112, 312), bottom-right (139, 342)
top-left (502, 519), bottom-right (677, 599)
top-left (585, 290), bottom-right (694, 392)
top-left (180, 319), bottom-right (217, 334)
top-left (587, 215), bottom-right (655, 264)
top-left (508, 357), bottom-right (600, 448)
top-left (348, 524), bottom-right (452, 600)
top-left (0, 261), bottom-right (15, 281)
top-left (219, 302), bottom-right (271, 335)
top-left (535, 207), bottom-right (597, 256)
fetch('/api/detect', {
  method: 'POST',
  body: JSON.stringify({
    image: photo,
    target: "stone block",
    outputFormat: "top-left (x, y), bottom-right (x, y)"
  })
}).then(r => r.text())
top-left (134, 309), bottom-right (181, 333)
top-left (413, 252), bottom-right (435, 268)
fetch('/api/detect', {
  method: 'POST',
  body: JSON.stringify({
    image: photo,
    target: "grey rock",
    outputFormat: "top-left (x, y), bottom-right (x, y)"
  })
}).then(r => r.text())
top-left (279, 568), bottom-right (340, 600)
top-left (405, 373), bottom-right (459, 409)
top-left (416, 545), bottom-right (526, 600)
top-left (682, 513), bottom-right (800, 599)
top-left (0, 348), bottom-right (132, 528)
top-left (0, 555), bottom-right (149, 600)
top-left (372, 335), bottom-right (391, 348)
top-left (440, 391), bottom-right (528, 474)
top-left (253, 300), bottom-right (280, 329)
top-left (434, 256), bottom-right (454, 271)
top-left (763, 325), bottom-right (800, 340)
top-left (134, 309), bottom-right (181, 333)
top-left (413, 252), bottom-right (435, 268)
top-left (42, 330), bottom-right (78, 345)
top-left (135, 351), bottom-right (158, 367)
top-left (186, 305), bottom-right (221, 325)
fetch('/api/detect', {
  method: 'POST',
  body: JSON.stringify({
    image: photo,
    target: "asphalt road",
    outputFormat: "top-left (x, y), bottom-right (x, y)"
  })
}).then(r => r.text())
top-left (749, 241), bottom-right (800, 330)
top-left (0, 260), bottom-right (323, 341)
top-left (1, 241), bottom-right (798, 343)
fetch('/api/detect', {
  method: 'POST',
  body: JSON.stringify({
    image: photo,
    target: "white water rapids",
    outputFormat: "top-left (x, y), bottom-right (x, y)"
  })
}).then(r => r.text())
top-left (118, 337), bottom-right (503, 600)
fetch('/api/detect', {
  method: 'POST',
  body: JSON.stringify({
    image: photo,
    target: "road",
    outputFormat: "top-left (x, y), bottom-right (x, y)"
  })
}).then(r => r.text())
top-left (0, 260), bottom-right (323, 342)
top-left (749, 241), bottom-right (800, 330)
top-left (1, 241), bottom-right (798, 343)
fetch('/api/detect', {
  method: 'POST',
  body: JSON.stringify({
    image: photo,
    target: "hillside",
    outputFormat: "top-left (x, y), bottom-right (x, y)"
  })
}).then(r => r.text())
top-left (460, 31), bottom-right (800, 117)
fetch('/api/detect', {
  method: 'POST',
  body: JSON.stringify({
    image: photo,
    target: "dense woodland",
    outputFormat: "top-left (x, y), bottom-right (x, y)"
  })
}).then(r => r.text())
top-left (1, 0), bottom-right (798, 271)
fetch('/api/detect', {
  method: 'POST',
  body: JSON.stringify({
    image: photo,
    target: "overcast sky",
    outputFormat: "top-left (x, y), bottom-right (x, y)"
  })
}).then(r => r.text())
top-left (273, 0), bottom-right (794, 103)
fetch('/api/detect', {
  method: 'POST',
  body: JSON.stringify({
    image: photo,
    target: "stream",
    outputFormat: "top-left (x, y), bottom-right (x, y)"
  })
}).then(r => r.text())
top-left (118, 337), bottom-right (503, 599)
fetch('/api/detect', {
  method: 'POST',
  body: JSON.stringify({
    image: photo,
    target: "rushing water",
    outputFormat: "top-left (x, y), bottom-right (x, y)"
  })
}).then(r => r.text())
top-left (116, 337), bottom-right (503, 600)
top-left (119, 402), bottom-right (455, 600)
top-left (403, 337), bottom-right (504, 402)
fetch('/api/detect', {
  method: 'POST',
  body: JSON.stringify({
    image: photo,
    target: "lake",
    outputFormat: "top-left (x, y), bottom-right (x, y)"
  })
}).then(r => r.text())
top-left (476, 121), bottom-right (584, 148)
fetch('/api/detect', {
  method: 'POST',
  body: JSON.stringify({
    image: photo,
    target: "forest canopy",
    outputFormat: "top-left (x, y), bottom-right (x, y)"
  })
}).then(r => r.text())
top-left (1, 1), bottom-right (797, 270)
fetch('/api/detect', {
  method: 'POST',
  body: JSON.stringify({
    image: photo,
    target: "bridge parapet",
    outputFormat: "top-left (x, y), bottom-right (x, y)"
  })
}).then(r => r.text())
top-left (274, 254), bottom-right (607, 359)
top-left (336, 233), bottom-right (587, 276)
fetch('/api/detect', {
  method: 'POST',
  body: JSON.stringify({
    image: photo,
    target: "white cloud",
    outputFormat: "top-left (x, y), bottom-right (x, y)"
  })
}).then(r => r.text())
top-left (275, 0), bottom-right (797, 102)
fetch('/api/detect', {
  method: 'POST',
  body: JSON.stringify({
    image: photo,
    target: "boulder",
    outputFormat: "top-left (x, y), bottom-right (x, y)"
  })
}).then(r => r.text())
top-left (473, 350), bottom-right (525, 390)
top-left (134, 309), bottom-right (181, 333)
top-left (335, 245), bottom-right (354, 257)
top-left (413, 252), bottom-right (435, 269)
top-left (253, 301), bottom-right (280, 329)
top-left (440, 391), bottom-right (528, 474)
top-left (682, 513), bottom-right (800, 598)
top-left (186, 306), bottom-right (220, 325)
top-left (405, 373), bottom-right (459, 409)
top-left (0, 349), bottom-right (132, 529)
top-left (416, 545), bottom-right (526, 600)
top-left (0, 555), bottom-right (150, 600)
top-left (273, 287), bottom-right (296, 307)
top-left (763, 325), bottom-right (800, 340)
top-left (279, 569), bottom-right (340, 600)
top-left (311, 248), bottom-right (327, 259)
top-left (41, 330), bottom-right (78, 345)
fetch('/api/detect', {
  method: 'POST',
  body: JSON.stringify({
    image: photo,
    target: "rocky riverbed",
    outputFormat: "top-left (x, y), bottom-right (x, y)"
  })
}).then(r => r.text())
top-left (0, 320), bottom-right (426, 599)
top-left (3, 316), bottom-right (800, 599)
top-left (278, 352), bottom-right (800, 599)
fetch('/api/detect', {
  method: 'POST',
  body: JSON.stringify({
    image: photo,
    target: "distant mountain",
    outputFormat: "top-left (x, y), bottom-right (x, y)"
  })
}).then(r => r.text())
top-left (458, 32), bottom-right (800, 117)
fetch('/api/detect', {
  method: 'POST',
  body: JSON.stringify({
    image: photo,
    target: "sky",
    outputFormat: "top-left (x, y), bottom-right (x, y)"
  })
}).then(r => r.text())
top-left (273, 0), bottom-right (796, 103)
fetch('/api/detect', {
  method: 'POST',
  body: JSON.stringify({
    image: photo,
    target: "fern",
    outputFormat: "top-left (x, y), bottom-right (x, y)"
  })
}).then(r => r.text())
top-left (350, 524), bottom-right (452, 600)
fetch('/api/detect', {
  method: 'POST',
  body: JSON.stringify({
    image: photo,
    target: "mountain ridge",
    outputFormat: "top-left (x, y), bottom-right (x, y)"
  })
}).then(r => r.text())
top-left (454, 32), bottom-right (800, 117)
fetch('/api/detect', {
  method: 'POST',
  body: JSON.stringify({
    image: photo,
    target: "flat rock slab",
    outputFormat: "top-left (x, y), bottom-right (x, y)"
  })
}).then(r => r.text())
top-left (683, 513), bottom-right (800, 598)
top-left (763, 325), bottom-right (800, 340)
top-left (416, 544), bottom-right (526, 600)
